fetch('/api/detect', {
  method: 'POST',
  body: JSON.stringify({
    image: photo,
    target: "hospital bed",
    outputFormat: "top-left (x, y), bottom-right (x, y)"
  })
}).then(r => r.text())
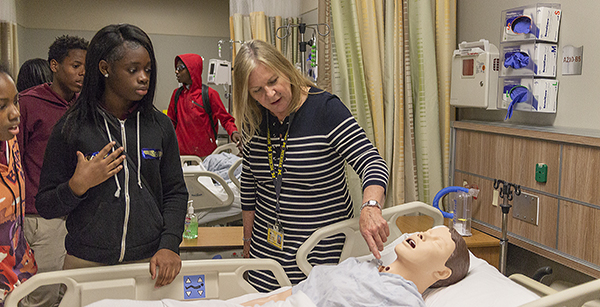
top-left (6, 201), bottom-right (600, 306)
top-left (181, 143), bottom-right (242, 226)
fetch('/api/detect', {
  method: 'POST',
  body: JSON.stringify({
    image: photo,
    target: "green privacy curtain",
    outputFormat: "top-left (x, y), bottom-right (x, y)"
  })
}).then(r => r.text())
top-left (327, 0), bottom-right (455, 207)
top-left (408, 0), bottom-right (443, 203)
top-left (436, 0), bottom-right (456, 189)
top-left (330, 0), bottom-right (374, 143)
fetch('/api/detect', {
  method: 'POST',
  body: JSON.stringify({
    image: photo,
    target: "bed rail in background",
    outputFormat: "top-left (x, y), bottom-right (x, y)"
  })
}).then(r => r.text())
top-left (5, 258), bottom-right (291, 307)
top-left (296, 201), bottom-right (444, 276)
top-left (511, 274), bottom-right (600, 307)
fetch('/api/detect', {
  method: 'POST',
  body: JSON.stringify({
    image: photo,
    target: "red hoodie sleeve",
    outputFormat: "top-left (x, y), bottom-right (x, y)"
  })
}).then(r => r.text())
top-left (166, 88), bottom-right (178, 128)
top-left (208, 87), bottom-right (238, 135)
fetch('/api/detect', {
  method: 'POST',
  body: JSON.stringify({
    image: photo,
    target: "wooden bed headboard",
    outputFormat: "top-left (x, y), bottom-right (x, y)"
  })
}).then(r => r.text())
top-left (451, 120), bottom-right (600, 278)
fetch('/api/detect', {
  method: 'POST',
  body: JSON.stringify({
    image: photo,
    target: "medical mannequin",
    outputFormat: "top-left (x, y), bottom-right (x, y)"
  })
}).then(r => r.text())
top-left (242, 226), bottom-right (469, 307)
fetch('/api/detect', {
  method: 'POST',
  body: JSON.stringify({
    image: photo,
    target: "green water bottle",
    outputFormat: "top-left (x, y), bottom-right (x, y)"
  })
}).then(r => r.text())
top-left (183, 200), bottom-right (198, 239)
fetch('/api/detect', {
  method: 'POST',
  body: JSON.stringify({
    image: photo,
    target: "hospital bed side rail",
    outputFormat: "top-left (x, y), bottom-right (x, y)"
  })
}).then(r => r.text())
top-left (229, 158), bottom-right (242, 189)
top-left (183, 169), bottom-right (236, 209)
top-left (509, 273), bottom-right (559, 298)
top-left (296, 201), bottom-right (444, 276)
top-left (5, 258), bottom-right (291, 307)
top-left (179, 142), bottom-right (239, 168)
top-left (511, 274), bottom-right (600, 307)
top-left (212, 142), bottom-right (240, 156)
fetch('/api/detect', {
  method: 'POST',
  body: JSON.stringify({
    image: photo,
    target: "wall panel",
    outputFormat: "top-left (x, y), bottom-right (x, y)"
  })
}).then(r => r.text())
top-left (453, 121), bottom-right (600, 276)
top-left (561, 144), bottom-right (600, 204)
top-left (558, 201), bottom-right (600, 266)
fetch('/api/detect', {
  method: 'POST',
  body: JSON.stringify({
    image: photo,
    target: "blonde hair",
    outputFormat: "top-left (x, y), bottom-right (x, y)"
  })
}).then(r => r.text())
top-left (233, 40), bottom-right (315, 141)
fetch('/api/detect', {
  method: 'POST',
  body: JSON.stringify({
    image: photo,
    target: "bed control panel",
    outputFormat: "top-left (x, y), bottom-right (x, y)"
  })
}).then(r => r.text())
top-left (512, 191), bottom-right (539, 225)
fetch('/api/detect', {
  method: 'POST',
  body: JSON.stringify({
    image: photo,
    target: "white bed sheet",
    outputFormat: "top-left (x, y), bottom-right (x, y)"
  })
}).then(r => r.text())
top-left (85, 288), bottom-right (314, 307)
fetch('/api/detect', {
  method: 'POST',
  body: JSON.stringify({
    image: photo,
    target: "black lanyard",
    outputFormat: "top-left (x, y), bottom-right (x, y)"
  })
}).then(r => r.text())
top-left (266, 112), bottom-right (294, 214)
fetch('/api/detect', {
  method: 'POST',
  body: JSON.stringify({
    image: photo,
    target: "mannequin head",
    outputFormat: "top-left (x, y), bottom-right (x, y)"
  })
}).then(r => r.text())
top-left (387, 226), bottom-right (469, 293)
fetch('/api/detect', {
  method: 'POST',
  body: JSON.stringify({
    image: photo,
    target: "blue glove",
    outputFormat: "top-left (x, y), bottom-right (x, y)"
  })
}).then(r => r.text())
top-left (504, 51), bottom-right (530, 69)
top-left (505, 86), bottom-right (529, 120)
top-left (512, 16), bottom-right (532, 34)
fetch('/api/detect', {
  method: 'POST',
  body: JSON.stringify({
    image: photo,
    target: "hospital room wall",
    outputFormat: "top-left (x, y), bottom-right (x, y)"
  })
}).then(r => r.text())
top-left (456, 0), bottom-right (599, 131)
top-left (15, 0), bottom-right (231, 113)
top-left (15, 0), bottom-right (318, 114)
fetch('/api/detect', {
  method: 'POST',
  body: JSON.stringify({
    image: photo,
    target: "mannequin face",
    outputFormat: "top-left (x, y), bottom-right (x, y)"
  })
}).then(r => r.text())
top-left (395, 226), bottom-right (455, 270)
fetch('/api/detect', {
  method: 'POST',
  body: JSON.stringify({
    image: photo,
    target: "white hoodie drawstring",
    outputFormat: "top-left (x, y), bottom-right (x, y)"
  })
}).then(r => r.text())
top-left (136, 112), bottom-right (142, 189)
top-left (103, 117), bottom-right (122, 198)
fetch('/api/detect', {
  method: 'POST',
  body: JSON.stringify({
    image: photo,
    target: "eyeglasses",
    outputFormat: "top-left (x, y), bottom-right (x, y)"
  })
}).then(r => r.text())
top-left (175, 64), bottom-right (186, 72)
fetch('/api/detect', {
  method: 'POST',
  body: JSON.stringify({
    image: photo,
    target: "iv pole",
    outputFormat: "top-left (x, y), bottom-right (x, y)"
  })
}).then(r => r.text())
top-left (493, 179), bottom-right (521, 275)
top-left (276, 22), bottom-right (330, 77)
top-left (215, 39), bottom-right (245, 114)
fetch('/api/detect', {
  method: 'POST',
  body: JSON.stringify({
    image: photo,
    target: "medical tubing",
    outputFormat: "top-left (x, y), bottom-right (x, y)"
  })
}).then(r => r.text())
top-left (432, 186), bottom-right (469, 219)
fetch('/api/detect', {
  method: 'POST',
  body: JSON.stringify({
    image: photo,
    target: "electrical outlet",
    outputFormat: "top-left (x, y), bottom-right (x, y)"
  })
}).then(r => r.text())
top-left (535, 163), bottom-right (548, 183)
top-left (492, 189), bottom-right (499, 207)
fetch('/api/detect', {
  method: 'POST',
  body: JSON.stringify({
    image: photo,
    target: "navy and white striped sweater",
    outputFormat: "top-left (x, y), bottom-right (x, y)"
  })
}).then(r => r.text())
top-left (241, 87), bottom-right (389, 291)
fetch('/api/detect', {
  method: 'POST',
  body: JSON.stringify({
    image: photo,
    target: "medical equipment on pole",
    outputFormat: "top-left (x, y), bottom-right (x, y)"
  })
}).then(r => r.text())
top-left (276, 22), bottom-right (330, 80)
top-left (207, 39), bottom-right (245, 123)
top-left (207, 59), bottom-right (232, 86)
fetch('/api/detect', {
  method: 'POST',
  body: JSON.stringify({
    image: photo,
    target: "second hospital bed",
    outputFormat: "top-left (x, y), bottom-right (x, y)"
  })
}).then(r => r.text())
top-left (181, 143), bottom-right (243, 226)
top-left (6, 201), bottom-right (600, 307)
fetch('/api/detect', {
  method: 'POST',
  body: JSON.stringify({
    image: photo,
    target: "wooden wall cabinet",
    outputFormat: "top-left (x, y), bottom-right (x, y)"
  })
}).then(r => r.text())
top-left (452, 121), bottom-right (600, 278)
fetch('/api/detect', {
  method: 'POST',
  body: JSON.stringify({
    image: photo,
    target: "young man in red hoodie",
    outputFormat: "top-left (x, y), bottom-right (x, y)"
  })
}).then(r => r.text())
top-left (167, 54), bottom-right (241, 158)
top-left (16, 35), bottom-right (88, 305)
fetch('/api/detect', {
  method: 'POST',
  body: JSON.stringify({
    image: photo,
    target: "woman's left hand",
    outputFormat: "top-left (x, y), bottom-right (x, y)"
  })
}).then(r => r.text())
top-left (359, 206), bottom-right (389, 259)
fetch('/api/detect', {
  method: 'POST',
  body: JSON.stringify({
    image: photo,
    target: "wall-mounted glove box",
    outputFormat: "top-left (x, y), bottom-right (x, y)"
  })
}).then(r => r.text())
top-left (498, 77), bottom-right (558, 119)
top-left (502, 4), bottom-right (561, 43)
top-left (500, 42), bottom-right (558, 77)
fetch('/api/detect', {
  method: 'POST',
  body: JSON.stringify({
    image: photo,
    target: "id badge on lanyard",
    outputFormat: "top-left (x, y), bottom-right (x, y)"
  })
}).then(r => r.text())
top-left (266, 112), bottom-right (294, 250)
top-left (267, 221), bottom-right (284, 250)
